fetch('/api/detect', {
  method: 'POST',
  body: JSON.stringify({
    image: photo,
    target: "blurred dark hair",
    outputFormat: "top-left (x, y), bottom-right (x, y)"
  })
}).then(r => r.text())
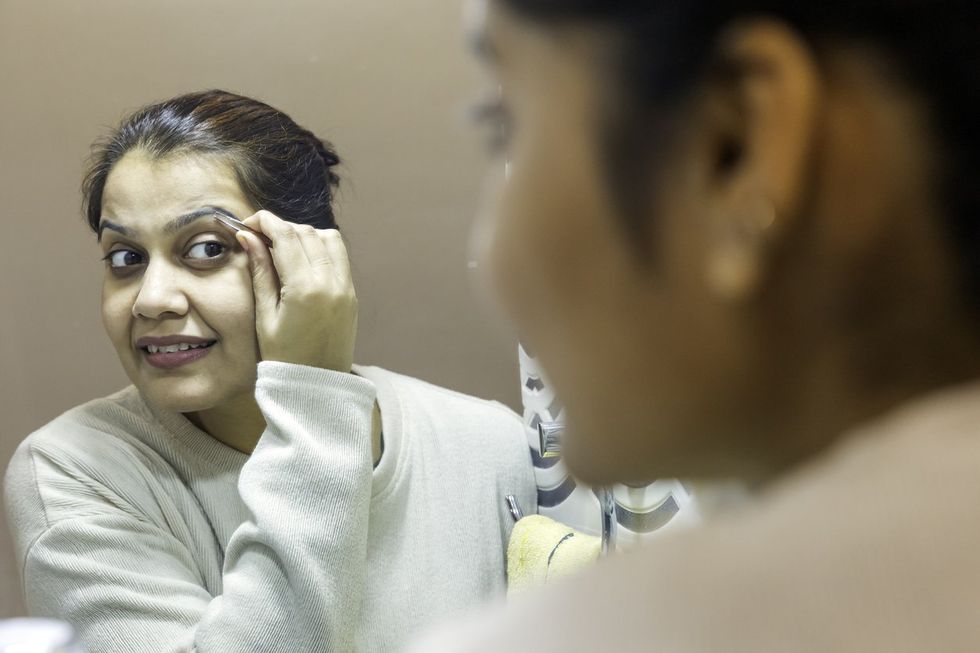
top-left (499, 0), bottom-right (979, 301)
top-left (83, 89), bottom-right (341, 231)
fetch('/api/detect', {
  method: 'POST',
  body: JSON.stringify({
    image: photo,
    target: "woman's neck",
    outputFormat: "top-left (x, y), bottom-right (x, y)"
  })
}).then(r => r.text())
top-left (186, 393), bottom-right (267, 454)
top-left (185, 391), bottom-right (384, 462)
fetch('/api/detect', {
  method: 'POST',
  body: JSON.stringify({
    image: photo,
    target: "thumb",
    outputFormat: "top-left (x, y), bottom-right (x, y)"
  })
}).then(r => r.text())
top-left (237, 231), bottom-right (279, 321)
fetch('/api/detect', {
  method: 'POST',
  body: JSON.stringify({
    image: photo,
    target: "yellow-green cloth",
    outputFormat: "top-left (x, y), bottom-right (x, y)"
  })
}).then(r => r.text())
top-left (507, 515), bottom-right (601, 595)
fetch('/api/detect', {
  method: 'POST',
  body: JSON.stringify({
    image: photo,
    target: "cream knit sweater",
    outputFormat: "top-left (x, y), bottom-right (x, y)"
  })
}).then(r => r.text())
top-left (4, 362), bottom-right (536, 652)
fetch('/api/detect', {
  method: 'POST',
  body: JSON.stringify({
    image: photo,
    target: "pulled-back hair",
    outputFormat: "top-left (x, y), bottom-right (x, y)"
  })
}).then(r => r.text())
top-left (83, 89), bottom-right (342, 231)
top-left (499, 0), bottom-right (979, 301)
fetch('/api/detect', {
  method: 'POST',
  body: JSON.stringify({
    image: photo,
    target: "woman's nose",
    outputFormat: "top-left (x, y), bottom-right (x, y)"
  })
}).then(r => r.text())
top-left (132, 260), bottom-right (190, 319)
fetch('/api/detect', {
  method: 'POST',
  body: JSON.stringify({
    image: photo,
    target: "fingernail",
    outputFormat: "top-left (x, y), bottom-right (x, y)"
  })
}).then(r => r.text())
top-left (236, 232), bottom-right (250, 252)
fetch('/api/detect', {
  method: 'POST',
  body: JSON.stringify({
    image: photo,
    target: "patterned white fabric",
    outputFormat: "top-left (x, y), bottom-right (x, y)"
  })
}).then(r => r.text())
top-left (518, 345), bottom-right (700, 544)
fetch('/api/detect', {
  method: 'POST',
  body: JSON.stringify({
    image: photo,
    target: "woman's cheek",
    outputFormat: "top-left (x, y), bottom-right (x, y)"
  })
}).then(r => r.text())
top-left (200, 268), bottom-right (257, 337)
top-left (101, 283), bottom-right (135, 343)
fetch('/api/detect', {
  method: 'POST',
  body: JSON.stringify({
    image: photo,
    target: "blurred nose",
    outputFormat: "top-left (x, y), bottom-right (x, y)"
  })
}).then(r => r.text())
top-left (132, 259), bottom-right (190, 319)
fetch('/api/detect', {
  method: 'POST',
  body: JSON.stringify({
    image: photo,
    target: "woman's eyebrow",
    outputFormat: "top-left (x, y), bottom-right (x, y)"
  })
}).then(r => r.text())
top-left (97, 207), bottom-right (235, 242)
top-left (164, 207), bottom-right (234, 233)
top-left (97, 220), bottom-right (131, 241)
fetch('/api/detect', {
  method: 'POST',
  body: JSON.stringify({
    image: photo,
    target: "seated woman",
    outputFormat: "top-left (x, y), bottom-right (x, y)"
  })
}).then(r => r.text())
top-left (3, 89), bottom-right (536, 652)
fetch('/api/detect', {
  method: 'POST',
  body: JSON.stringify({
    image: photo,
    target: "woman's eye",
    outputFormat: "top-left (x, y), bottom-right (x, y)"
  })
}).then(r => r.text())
top-left (104, 249), bottom-right (144, 269)
top-left (470, 98), bottom-right (513, 155)
top-left (186, 241), bottom-right (226, 261)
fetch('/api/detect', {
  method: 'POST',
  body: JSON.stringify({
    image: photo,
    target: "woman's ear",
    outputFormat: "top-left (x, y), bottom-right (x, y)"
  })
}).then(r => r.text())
top-left (699, 19), bottom-right (821, 301)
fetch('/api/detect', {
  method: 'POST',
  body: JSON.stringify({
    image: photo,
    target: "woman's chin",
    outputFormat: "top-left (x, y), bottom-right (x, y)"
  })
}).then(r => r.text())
top-left (136, 378), bottom-right (224, 414)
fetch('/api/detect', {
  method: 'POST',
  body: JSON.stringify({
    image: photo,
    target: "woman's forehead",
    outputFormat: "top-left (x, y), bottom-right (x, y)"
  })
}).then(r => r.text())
top-left (101, 152), bottom-right (247, 225)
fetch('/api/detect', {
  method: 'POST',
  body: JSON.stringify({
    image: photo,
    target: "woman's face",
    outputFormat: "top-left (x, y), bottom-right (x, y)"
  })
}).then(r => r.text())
top-left (98, 151), bottom-right (260, 414)
top-left (470, 2), bottom-right (780, 483)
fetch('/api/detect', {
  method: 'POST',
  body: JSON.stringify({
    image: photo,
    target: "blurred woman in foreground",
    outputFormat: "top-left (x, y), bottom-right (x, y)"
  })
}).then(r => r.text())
top-left (420, 0), bottom-right (980, 649)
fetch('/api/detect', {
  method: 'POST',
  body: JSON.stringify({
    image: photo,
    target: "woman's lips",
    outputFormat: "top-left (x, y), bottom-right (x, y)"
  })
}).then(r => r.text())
top-left (143, 343), bottom-right (215, 369)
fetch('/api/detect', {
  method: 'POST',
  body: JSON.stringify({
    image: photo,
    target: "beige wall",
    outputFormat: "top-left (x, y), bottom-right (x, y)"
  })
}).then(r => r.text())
top-left (0, 0), bottom-right (518, 617)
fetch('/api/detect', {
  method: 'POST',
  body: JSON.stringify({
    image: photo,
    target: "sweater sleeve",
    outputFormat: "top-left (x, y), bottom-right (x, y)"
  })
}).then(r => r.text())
top-left (5, 362), bottom-right (376, 653)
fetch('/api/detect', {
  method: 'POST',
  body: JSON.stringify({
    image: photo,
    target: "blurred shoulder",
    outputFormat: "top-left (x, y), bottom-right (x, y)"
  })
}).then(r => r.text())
top-left (409, 381), bottom-right (980, 652)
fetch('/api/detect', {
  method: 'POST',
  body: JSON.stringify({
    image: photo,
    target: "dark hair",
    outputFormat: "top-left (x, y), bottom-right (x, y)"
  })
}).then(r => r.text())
top-left (499, 0), bottom-right (980, 300)
top-left (83, 89), bottom-right (342, 231)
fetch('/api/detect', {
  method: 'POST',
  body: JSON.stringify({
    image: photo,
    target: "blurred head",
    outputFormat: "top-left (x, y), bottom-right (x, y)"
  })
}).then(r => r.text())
top-left (469, 0), bottom-right (980, 483)
top-left (84, 90), bottom-right (342, 414)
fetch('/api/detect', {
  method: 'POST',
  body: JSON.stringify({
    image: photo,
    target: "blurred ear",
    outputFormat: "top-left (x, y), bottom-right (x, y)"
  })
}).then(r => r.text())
top-left (698, 19), bottom-right (821, 300)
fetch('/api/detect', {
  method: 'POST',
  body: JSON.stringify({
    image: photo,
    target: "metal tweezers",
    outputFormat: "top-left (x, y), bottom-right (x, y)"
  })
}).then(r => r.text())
top-left (210, 207), bottom-right (274, 247)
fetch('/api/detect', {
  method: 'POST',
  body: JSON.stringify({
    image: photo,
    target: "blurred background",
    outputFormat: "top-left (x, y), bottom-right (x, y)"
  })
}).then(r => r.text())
top-left (0, 0), bottom-right (517, 617)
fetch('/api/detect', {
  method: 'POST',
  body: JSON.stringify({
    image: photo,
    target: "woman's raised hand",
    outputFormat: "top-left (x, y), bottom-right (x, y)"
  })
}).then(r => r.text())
top-left (235, 211), bottom-right (357, 373)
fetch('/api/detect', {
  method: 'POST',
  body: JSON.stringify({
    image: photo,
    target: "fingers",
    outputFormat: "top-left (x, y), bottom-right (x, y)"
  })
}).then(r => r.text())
top-left (319, 228), bottom-right (354, 287)
top-left (237, 212), bottom-right (357, 371)
top-left (299, 226), bottom-right (354, 297)
top-left (295, 223), bottom-right (326, 268)
top-left (243, 211), bottom-right (353, 286)
top-left (294, 224), bottom-right (350, 284)
top-left (236, 231), bottom-right (280, 319)
top-left (242, 211), bottom-right (309, 287)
